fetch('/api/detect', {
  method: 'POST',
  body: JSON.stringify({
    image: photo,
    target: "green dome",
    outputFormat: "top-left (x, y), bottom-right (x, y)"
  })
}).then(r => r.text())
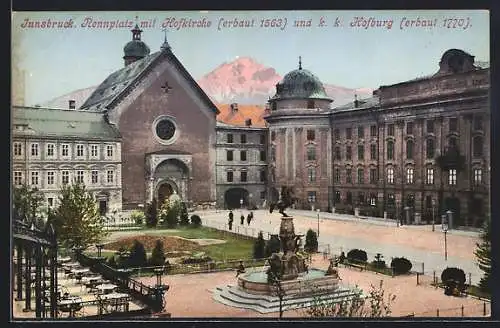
top-left (123, 40), bottom-right (150, 58)
top-left (272, 68), bottom-right (330, 100)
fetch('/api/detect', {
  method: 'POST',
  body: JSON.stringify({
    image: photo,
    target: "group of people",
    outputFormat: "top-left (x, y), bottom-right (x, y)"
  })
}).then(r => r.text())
top-left (227, 210), bottom-right (254, 230)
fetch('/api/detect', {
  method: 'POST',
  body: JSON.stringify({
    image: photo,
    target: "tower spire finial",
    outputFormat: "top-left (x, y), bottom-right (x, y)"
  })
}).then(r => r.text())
top-left (161, 28), bottom-right (171, 51)
top-left (131, 16), bottom-right (142, 41)
top-left (299, 56), bottom-right (302, 70)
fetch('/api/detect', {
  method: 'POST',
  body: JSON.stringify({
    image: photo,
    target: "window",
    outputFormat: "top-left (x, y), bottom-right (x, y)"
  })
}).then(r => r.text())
top-left (426, 168), bottom-right (434, 185)
top-left (406, 168), bottom-right (414, 184)
top-left (308, 167), bottom-right (316, 183)
top-left (370, 144), bottom-right (377, 160)
top-left (427, 120), bottom-right (434, 134)
top-left (346, 169), bottom-right (352, 183)
top-left (406, 140), bottom-right (414, 160)
top-left (307, 191), bottom-right (317, 203)
top-left (76, 170), bottom-right (84, 184)
top-left (106, 145), bottom-right (113, 157)
top-left (62, 171), bottom-right (69, 185)
top-left (107, 170), bottom-right (114, 184)
top-left (474, 169), bottom-right (482, 185)
top-left (370, 194), bottom-right (377, 206)
top-left (14, 142), bottom-right (22, 156)
top-left (346, 191), bottom-right (353, 204)
top-left (387, 168), bottom-right (394, 184)
top-left (426, 139), bottom-right (435, 159)
top-left (62, 144), bottom-right (69, 157)
top-left (260, 150), bottom-right (266, 161)
top-left (14, 171), bottom-right (23, 186)
top-left (76, 144), bottom-right (84, 157)
top-left (448, 169), bottom-right (457, 185)
top-left (387, 193), bottom-right (395, 206)
top-left (240, 151), bottom-right (247, 161)
top-left (47, 198), bottom-right (53, 207)
top-left (425, 196), bottom-right (432, 209)
top-left (271, 131), bottom-right (276, 141)
top-left (227, 171), bottom-right (233, 182)
top-left (306, 129), bottom-right (315, 141)
top-left (334, 129), bottom-right (340, 140)
top-left (91, 170), bottom-right (99, 184)
top-left (473, 136), bottom-right (483, 157)
top-left (370, 169), bottom-right (377, 184)
top-left (46, 144), bottom-right (55, 157)
top-left (370, 125), bottom-right (377, 137)
top-left (346, 128), bottom-right (352, 140)
top-left (387, 124), bottom-right (395, 136)
top-left (91, 145), bottom-right (98, 157)
top-left (227, 150), bottom-right (234, 161)
top-left (335, 191), bottom-right (341, 203)
top-left (387, 141), bottom-right (394, 160)
top-left (358, 126), bottom-right (364, 139)
top-left (406, 122), bottom-right (413, 135)
top-left (259, 134), bottom-right (265, 144)
top-left (357, 168), bottom-right (364, 184)
top-left (357, 145), bottom-right (364, 161)
top-left (271, 146), bottom-right (276, 161)
top-left (260, 170), bottom-right (266, 182)
top-left (31, 143), bottom-right (39, 157)
top-left (346, 146), bottom-right (352, 160)
top-left (47, 171), bottom-right (55, 185)
top-left (358, 192), bottom-right (365, 205)
top-left (449, 118), bottom-right (458, 132)
top-left (474, 116), bottom-right (483, 131)
top-left (307, 100), bottom-right (315, 109)
top-left (334, 168), bottom-right (340, 183)
top-left (260, 191), bottom-right (266, 200)
top-left (240, 134), bottom-right (247, 144)
top-left (31, 171), bottom-right (39, 186)
top-left (334, 147), bottom-right (341, 160)
top-left (240, 171), bottom-right (247, 182)
top-left (307, 146), bottom-right (316, 161)
top-left (227, 134), bottom-right (233, 143)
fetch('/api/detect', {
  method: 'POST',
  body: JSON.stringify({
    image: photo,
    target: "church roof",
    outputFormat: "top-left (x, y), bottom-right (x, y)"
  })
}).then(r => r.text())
top-left (12, 106), bottom-right (121, 140)
top-left (333, 96), bottom-right (380, 112)
top-left (216, 104), bottom-right (267, 127)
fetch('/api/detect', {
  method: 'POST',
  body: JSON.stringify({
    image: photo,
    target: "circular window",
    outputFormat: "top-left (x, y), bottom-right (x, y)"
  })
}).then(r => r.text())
top-left (153, 115), bottom-right (179, 145)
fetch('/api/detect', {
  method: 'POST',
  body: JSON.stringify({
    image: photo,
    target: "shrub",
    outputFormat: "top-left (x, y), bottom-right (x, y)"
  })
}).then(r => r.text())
top-left (149, 240), bottom-right (166, 266)
top-left (441, 267), bottom-right (466, 286)
top-left (130, 210), bottom-right (146, 225)
top-left (347, 249), bottom-right (368, 263)
top-left (107, 256), bottom-right (117, 268)
top-left (304, 229), bottom-right (318, 253)
top-left (265, 234), bottom-right (281, 257)
top-left (127, 240), bottom-right (147, 268)
top-left (253, 231), bottom-right (266, 259)
top-left (145, 198), bottom-right (158, 227)
top-left (179, 203), bottom-right (190, 226)
top-left (390, 257), bottom-right (412, 274)
top-left (371, 253), bottom-right (386, 269)
top-left (190, 214), bottom-right (202, 227)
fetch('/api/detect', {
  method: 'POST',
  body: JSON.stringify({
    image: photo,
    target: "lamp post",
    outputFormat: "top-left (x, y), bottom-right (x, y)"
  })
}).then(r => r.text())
top-left (316, 208), bottom-right (320, 237)
top-left (240, 198), bottom-right (243, 209)
top-left (431, 199), bottom-right (436, 232)
top-left (96, 244), bottom-right (104, 258)
top-left (442, 221), bottom-right (449, 261)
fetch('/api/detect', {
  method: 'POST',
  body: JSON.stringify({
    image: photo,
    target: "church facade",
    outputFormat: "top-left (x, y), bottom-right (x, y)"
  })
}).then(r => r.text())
top-left (11, 27), bottom-right (490, 228)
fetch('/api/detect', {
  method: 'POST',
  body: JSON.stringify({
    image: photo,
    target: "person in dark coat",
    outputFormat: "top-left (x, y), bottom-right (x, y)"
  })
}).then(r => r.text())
top-left (236, 260), bottom-right (246, 277)
top-left (228, 210), bottom-right (234, 230)
top-left (240, 214), bottom-right (245, 225)
top-left (246, 213), bottom-right (252, 226)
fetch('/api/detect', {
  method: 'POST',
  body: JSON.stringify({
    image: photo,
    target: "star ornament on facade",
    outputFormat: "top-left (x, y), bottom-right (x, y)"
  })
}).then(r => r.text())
top-left (161, 81), bottom-right (173, 94)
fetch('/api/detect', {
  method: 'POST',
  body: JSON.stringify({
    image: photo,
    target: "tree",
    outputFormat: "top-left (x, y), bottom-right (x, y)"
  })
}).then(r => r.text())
top-left (128, 240), bottom-right (147, 268)
top-left (12, 184), bottom-right (44, 223)
top-left (179, 202), bottom-right (190, 226)
top-left (145, 198), bottom-right (158, 227)
top-left (304, 229), bottom-right (318, 253)
top-left (150, 240), bottom-right (166, 266)
top-left (51, 183), bottom-right (106, 249)
top-left (265, 234), bottom-right (281, 257)
top-left (474, 217), bottom-right (491, 292)
top-left (253, 231), bottom-right (266, 259)
top-left (160, 199), bottom-right (180, 228)
top-left (303, 280), bottom-right (396, 318)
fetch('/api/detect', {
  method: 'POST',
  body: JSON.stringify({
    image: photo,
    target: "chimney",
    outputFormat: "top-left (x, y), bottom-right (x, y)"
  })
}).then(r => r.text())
top-left (354, 94), bottom-right (359, 108)
top-left (245, 118), bottom-right (252, 126)
top-left (230, 103), bottom-right (238, 112)
top-left (69, 100), bottom-right (76, 109)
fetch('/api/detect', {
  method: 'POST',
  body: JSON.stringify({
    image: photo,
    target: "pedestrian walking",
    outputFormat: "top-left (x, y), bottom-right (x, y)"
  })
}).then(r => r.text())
top-left (247, 213), bottom-right (252, 226)
top-left (228, 210), bottom-right (234, 230)
top-left (240, 214), bottom-right (245, 225)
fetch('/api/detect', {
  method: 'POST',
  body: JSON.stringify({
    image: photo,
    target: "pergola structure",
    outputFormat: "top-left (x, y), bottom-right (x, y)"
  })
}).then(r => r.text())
top-left (12, 219), bottom-right (58, 318)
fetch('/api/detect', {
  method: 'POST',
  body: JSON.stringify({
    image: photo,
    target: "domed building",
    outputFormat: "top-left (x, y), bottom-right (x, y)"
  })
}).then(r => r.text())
top-left (265, 57), bottom-right (334, 209)
top-left (123, 24), bottom-right (151, 66)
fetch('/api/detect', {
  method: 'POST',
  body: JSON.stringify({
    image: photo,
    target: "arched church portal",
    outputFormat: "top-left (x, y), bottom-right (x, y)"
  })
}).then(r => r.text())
top-left (156, 181), bottom-right (178, 205)
top-left (150, 158), bottom-right (190, 204)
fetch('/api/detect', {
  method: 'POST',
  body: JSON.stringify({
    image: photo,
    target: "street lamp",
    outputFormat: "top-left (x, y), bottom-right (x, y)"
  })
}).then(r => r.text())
top-left (431, 199), bottom-right (436, 232)
top-left (316, 209), bottom-right (320, 237)
top-left (240, 198), bottom-right (243, 209)
top-left (442, 220), bottom-right (449, 261)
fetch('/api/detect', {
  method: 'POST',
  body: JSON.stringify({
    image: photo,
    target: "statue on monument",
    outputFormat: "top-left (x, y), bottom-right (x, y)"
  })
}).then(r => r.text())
top-left (269, 186), bottom-right (296, 217)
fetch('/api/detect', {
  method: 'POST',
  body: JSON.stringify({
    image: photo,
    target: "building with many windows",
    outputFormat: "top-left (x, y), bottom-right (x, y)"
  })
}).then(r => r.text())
top-left (12, 106), bottom-right (122, 215)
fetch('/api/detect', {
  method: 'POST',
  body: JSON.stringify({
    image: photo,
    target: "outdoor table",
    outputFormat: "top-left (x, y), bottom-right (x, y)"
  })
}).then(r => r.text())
top-left (96, 283), bottom-right (118, 294)
top-left (57, 256), bottom-right (72, 264)
top-left (81, 275), bottom-right (102, 283)
top-left (64, 262), bottom-right (80, 268)
top-left (59, 296), bottom-right (83, 317)
top-left (99, 293), bottom-right (130, 313)
top-left (100, 292), bottom-right (130, 300)
top-left (71, 268), bottom-right (90, 275)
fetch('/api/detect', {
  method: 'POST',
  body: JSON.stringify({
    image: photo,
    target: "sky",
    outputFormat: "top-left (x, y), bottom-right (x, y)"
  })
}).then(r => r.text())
top-left (11, 10), bottom-right (490, 106)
